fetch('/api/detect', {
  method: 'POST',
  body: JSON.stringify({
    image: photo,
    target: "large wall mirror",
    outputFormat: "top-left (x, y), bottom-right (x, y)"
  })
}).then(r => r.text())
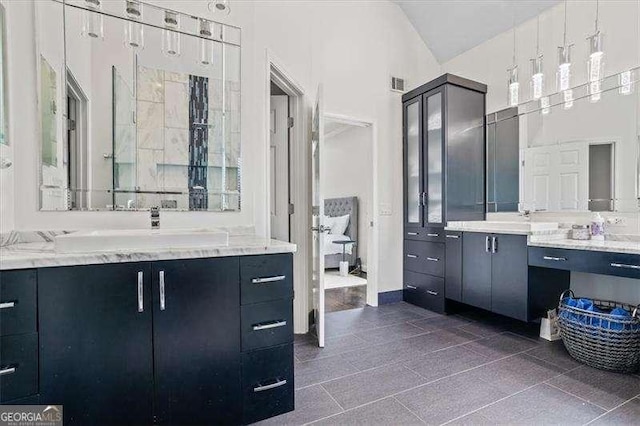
top-left (36, 0), bottom-right (241, 211)
top-left (487, 67), bottom-right (640, 214)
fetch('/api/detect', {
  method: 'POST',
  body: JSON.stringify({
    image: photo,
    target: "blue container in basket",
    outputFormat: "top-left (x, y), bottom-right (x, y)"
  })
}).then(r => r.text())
top-left (557, 290), bottom-right (640, 373)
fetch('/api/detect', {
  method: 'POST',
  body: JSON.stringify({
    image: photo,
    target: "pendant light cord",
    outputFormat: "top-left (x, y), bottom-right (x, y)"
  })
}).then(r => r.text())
top-left (536, 16), bottom-right (540, 56)
top-left (563, 0), bottom-right (568, 46)
top-left (595, 0), bottom-right (599, 32)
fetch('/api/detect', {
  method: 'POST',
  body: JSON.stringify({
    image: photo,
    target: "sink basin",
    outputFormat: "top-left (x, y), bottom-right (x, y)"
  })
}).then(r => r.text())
top-left (446, 221), bottom-right (559, 232)
top-left (55, 229), bottom-right (229, 253)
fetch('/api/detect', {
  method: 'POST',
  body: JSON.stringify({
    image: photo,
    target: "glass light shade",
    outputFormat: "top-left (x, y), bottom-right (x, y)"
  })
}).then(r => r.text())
top-left (199, 19), bottom-right (214, 65)
top-left (82, 0), bottom-right (104, 39)
top-left (508, 66), bottom-right (519, 107)
top-left (619, 70), bottom-right (634, 95)
top-left (563, 89), bottom-right (573, 110)
top-left (540, 96), bottom-right (550, 115)
top-left (124, 1), bottom-right (144, 49)
top-left (530, 55), bottom-right (544, 100)
top-left (557, 45), bottom-right (572, 91)
top-left (587, 32), bottom-right (604, 82)
top-left (209, 0), bottom-right (231, 16)
top-left (162, 11), bottom-right (181, 57)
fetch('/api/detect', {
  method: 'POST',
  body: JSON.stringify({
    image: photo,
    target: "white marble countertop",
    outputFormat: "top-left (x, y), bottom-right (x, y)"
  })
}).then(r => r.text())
top-left (0, 235), bottom-right (297, 271)
top-left (528, 237), bottom-right (640, 255)
top-left (445, 221), bottom-right (564, 236)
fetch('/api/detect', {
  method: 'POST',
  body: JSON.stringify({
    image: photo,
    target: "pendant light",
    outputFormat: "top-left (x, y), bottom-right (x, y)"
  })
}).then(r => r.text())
top-left (507, 21), bottom-right (519, 107)
top-left (557, 0), bottom-right (573, 109)
top-left (124, 0), bottom-right (144, 50)
top-left (587, 0), bottom-right (604, 102)
top-left (162, 10), bottom-right (181, 57)
top-left (209, 0), bottom-right (231, 16)
top-left (199, 19), bottom-right (214, 65)
top-left (619, 70), bottom-right (634, 95)
top-left (82, 0), bottom-right (104, 39)
top-left (530, 16), bottom-right (544, 100)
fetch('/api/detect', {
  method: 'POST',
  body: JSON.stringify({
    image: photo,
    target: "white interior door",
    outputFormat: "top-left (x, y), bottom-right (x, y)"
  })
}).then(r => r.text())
top-left (270, 94), bottom-right (290, 241)
top-left (311, 85), bottom-right (326, 347)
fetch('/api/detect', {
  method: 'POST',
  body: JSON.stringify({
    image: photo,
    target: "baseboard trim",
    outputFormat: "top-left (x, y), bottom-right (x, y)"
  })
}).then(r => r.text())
top-left (378, 290), bottom-right (403, 305)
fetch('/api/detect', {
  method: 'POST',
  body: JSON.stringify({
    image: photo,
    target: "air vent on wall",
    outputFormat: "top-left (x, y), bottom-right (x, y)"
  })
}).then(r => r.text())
top-left (391, 76), bottom-right (405, 93)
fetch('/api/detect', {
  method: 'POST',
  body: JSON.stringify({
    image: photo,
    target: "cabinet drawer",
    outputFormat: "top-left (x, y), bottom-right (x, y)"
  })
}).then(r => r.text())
top-left (241, 254), bottom-right (293, 305)
top-left (241, 299), bottom-right (293, 351)
top-left (403, 270), bottom-right (445, 313)
top-left (404, 240), bottom-right (445, 277)
top-left (528, 247), bottom-right (577, 272)
top-left (529, 247), bottom-right (640, 279)
top-left (404, 227), bottom-right (445, 243)
top-left (0, 333), bottom-right (38, 403)
top-left (241, 344), bottom-right (294, 424)
top-left (0, 270), bottom-right (37, 337)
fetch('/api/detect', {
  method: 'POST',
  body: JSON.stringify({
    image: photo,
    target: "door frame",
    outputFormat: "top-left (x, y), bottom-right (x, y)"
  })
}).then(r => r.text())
top-left (264, 50), bottom-right (310, 333)
top-left (323, 113), bottom-right (379, 307)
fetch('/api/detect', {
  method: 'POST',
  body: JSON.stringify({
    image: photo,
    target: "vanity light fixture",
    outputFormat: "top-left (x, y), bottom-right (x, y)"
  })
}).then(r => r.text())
top-left (162, 10), bottom-right (181, 57)
top-left (82, 0), bottom-right (104, 40)
top-left (199, 19), bottom-right (214, 65)
top-left (530, 16), bottom-right (544, 100)
top-left (619, 70), bottom-right (634, 95)
top-left (507, 24), bottom-right (519, 107)
top-left (124, 0), bottom-right (144, 50)
top-left (557, 0), bottom-right (573, 109)
top-left (209, 0), bottom-right (231, 16)
top-left (587, 0), bottom-right (604, 103)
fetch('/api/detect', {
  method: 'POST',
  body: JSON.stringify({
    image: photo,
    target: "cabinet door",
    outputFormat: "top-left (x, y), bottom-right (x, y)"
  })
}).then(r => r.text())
top-left (403, 96), bottom-right (423, 229)
top-left (491, 234), bottom-right (529, 321)
top-left (445, 231), bottom-right (463, 302)
top-left (462, 232), bottom-right (492, 310)
top-left (39, 263), bottom-right (154, 425)
top-left (152, 257), bottom-right (241, 425)
top-left (424, 89), bottom-right (444, 225)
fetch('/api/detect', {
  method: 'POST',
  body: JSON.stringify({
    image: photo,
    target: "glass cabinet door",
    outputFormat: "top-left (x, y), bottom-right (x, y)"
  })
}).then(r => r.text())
top-left (404, 98), bottom-right (422, 226)
top-left (425, 90), bottom-right (443, 224)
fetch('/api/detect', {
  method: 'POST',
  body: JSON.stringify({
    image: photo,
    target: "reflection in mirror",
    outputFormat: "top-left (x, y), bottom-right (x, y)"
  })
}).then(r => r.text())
top-left (0, 3), bottom-right (6, 146)
top-left (36, 0), bottom-right (241, 211)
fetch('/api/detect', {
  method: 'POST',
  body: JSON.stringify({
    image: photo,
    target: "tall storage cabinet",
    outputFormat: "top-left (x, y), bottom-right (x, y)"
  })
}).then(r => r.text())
top-left (402, 74), bottom-right (487, 312)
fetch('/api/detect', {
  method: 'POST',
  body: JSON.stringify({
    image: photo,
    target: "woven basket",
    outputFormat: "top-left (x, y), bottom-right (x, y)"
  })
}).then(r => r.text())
top-left (557, 290), bottom-right (640, 373)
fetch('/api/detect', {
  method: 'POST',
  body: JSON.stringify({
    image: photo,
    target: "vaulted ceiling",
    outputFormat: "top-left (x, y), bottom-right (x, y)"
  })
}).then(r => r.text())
top-left (393, 0), bottom-right (561, 63)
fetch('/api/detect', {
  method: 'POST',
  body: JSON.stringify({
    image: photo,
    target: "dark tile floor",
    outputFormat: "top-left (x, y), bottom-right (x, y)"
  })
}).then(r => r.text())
top-left (325, 285), bottom-right (367, 313)
top-left (258, 302), bottom-right (640, 426)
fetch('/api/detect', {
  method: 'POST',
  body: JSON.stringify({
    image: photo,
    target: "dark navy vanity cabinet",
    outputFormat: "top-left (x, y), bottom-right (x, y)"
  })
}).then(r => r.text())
top-left (0, 253), bottom-right (294, 425)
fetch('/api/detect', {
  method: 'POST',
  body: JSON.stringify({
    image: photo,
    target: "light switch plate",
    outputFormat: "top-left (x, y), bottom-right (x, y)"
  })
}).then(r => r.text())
top-left (379, 203), bottom-right (393, 216)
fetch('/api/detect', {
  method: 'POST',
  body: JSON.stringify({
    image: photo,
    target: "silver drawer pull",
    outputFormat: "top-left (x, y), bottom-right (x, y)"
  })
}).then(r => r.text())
top-left (407, 232), bottom-right (418, 236)
top-left (406, 285), bottom-right (417, 290)
top-left (427, 290), bottom-right (439, 296)
top-left (426, 257), bottom-right (439, 262)
top-left (543, 256), bottom-right (567, 262)
top-left (0, 366), bottom-right (16, 376)
top-left (446, 235), bottom-right (459, 239)
top-left (0, 302), bottom-right (15, 309)
top-left (253, 320), bottom-right (287, 331)
top-left (610, 263), bottom-right (640, 270)
top-left (252, 275), bottom-right (286, 284)
top-left (406, 254), bottom-right (418, 259)
top-left (137, 271), bottom-right (144, 313)
top-left (159, 270), bottom-right (166, 311)
top-left (253, 379), bottom-right (287, 393)
top-left (427, 233), bottom-right (439, 237)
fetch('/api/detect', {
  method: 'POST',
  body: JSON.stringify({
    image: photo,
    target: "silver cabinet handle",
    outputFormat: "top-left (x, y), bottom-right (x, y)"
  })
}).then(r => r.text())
top-left (610, 263), bottom-right (640, 270)
top-left (137, 271), bottom-right (144, 313)
top-left (254, 379), bottom-right (287, 393)
top-left (407, 232), bottom-right (418, 236)
top-left (252, 320), bottom-right (287, 331)
top-left (159, 270), bottom-right (166, 311)
top-left (0, 366), bottom-right (16, 376)
top-left (543, 256), bottom-right (567, 262)
top-left (446, 235), bottom-right (460, 239)
top-left (0, 302), bottom-right (15, 309)
top-left (427, 233), bottom-right (439, 237)
top-left (406, 285), bottom-right (417, 290)
top-left (427, 290), bottom-right (439, 296)
top-left (492, 236), bottom-right (498, 253)
top-left (406, 254), bottom-right (418, 259)
top-left (421, 192), bottom-right (427, 206)
top-left (426, 257), bottom-right (439, 262)
top-left (252, 275), bottom-right (286, 284)
top-left (485, 236), bottom-right (491, 253)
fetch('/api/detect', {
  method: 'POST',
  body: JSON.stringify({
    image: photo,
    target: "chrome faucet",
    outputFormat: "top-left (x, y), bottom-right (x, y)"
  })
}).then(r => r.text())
top-left (150, 206), bottom-right (160, 229)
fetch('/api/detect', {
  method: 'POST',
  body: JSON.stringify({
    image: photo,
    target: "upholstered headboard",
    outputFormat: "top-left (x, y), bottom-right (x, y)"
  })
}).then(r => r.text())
top-left (324, 197), bottom-right (358, 244)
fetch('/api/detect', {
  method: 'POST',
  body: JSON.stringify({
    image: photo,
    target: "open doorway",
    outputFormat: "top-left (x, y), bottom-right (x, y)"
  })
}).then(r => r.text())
top-left (322, 115), bottom-right (374, 313)
top-left (269, 81), bottom-right (291, 242)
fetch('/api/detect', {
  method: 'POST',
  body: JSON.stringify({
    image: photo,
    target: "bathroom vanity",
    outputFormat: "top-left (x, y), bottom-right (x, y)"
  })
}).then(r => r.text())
top-left (0, 234), bottom-right (296, 425)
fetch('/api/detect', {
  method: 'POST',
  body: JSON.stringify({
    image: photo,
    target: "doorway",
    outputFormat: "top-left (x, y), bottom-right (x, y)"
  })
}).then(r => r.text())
top-left (269, 81), bottom-right (291, 242)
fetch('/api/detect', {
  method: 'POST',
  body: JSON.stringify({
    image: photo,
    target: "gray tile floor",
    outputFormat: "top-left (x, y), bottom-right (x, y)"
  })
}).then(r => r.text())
top-left (258, 302), bottom-right (640, 426)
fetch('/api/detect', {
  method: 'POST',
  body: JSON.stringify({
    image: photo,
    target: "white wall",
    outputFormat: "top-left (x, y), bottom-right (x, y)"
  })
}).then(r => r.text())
top-left (323, 125), bottom-right (373, 270)
top-left (2, 1), bottom-right (441, 298)
top-left (0, 0), bottom-right (14, 233)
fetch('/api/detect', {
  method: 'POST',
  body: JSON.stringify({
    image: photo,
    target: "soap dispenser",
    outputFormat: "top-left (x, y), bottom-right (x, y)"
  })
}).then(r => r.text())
top-left (590, 212), bottom-right (605, 241)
